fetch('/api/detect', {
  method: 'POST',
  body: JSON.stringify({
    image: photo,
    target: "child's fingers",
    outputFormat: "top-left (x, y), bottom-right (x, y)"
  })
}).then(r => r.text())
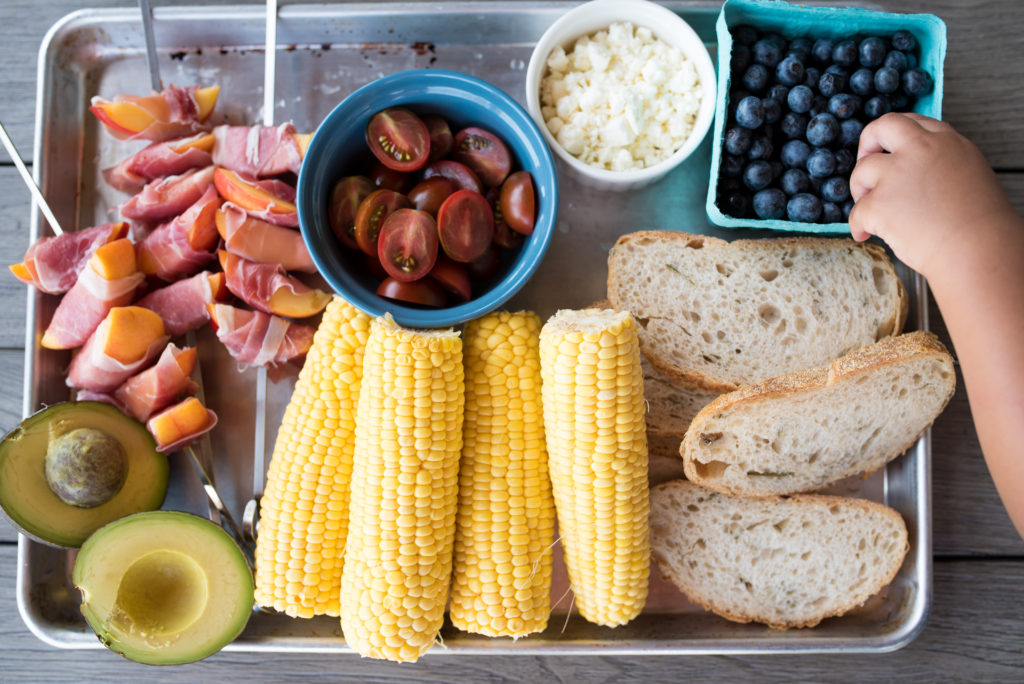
top-left (849, 152), bottom-right (891, 201)
top-left (856, 112), bottom-right (927, 160)
top-left (847, 194), bottom-right (877, 242)
top-left (896, 112), bottom-right (949, 133)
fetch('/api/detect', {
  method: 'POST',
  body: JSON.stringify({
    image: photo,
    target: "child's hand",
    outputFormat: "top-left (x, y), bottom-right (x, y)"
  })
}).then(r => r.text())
top-left (849, 112), bottom-right (1017, 276)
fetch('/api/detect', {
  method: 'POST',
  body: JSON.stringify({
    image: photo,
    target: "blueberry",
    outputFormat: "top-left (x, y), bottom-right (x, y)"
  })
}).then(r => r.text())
top-left (883, 50), bottom-right (909, 73)
top-left (787, 37), bottom-right (813, 61)
top-left (821, 176), bottom-right (851, 203)
top-left (818, 70), bottom-right (847, 98)
top-left (805, 113), bottom-right (839, 147)
top-left (780, 111), bottom-right (809, 139)
top-left (781, 139), bottom-right (811, 168)
top-left (787, 193), bottom-right (823, 222)
top-left (752, 188), bottom-right (787, 219)
top-left (767, 84), bottom-right (790, 103)
top-left (850, 68), bottom-right (875, 97)
top-left (731, 44), bottom-right (752, 77)
top-left (890, 92), bottom-right (910, 111)
top-left (729, 89), bottom-right (753, 111)
top-left (763, 33), bottom-right (788, 50)
top-left (842, 199), bottom-right (855, 219)
top-left (741, 64), bottom-right (770, 94)
top-left (735, 96), bottom-right (766, 129)
top-left (821, 201), bottom-right (844, 223)
top-left (811, 38), bottom-right (835, 65)
top-left (839, 119), bottom-right (864, 149)
top-left (806, 147), bottom-right (837, 178)
top-left (770, 160), bottom-right (785, 181)
top-left (803, 67), bottom-right (821, 89)
top-left (743, 160), bottom-right (774, 191)
top-left (752, 38), bottom-right (783, 68)
top-left (809, 94), bottom-right (830, 117)
top-left (832, 40), bottom-right (859, 68)
top-left (864, 95), bottom-right (891, 119)
top-left (722, 154), bottom-right (745, 177)
top-left (834, 147), bottom-right (856, 174)
top-left (761, 97), bottom-right (782, 124)
top-left (780, 168), bottom-right (812, 195)
top-left (787, 85), bottom-right (814, 114)
top-left (722, 191), bottom-right (750, 217)
top-left (828, 93), bottom-right (862, 119)
top-left (724, 127), bottom-right (753, 156)
top-left (859, 37), bottom-right (886, 67)
top-left (902, 68), bottom-right (934, 97)
top-left (776, 55), bottom-right (806, 87)
top-left (891, 30), bottom-right (917, 53)
top-left (873, 66), bottom-right (900, 94)
top-left (748, 136), bottom-right (774, 161)
top-left (720, 175), bottom-right (743, 194)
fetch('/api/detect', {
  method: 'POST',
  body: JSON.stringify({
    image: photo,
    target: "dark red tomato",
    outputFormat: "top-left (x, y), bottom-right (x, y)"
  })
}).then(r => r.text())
top-left (407, 177), bottom-right (455, 215)
top-left (377, 276), bottom-right (446, 307)
top-left (368, 160), bottom-right (414, 194)
top-left (354, 189), bottom-right (411, 256)
top-left (423, 160), bottom-right (483, 194)
top-left (365, 108), bottom-right (430, 172)
top-left (364, 252), bottom-right (389, 281)
top-left (452, 127), bottom-right (512, 188)
top-left (378, 209), bottom-right (439, 282)
top-left (437, 190), bottom-right (494, 263)
top-left (486, 187), bottom-right (523, 249)
top-left (500, 171), bottom-right (535, 236)
top-left (328, 175), bottom-right (374, 249)
top-left (423, 114), bottom-right (453, 162)
top-left (465, 244), bottom-right (501, 280)
top-left (429, 255), bottom-right (471, 301)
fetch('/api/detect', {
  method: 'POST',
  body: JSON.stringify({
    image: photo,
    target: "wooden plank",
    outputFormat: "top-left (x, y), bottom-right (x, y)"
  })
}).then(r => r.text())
top-left (0, 167), bottom-right (34, 349)
top-left (0, 547), bottom-right (1021, 681)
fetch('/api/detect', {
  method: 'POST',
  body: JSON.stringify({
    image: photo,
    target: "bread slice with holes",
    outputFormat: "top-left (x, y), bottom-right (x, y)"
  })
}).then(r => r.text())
top-left (649, 479), bottom-right (909, 629)
top-left (607, 231), bottom-right (908, 393)
top-left (681, 331), bottom-right (955, 497)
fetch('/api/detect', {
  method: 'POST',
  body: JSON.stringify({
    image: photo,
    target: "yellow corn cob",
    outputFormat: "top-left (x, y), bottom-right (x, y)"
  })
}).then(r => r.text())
top-left (339, 316), bottom-right (464, 662)
top-left (253, 297), bottom-right (370, 618)
top-left (450, 311), bottom-right (554, 638)
top-left (539, 308), bottom-right (650, 627)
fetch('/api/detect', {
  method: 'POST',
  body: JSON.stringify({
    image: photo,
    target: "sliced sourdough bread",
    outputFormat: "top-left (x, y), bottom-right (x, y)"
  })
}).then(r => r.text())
top-left (606, 231), bottom-right (908, 393)
top-left (649, 480), bottom-right (909, 629)
top-left (681, 331), bottom-right (955, 497)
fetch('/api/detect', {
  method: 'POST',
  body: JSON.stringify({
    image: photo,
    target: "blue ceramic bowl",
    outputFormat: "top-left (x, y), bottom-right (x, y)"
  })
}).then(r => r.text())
top-left (297, 69), bottom-right (558, 328)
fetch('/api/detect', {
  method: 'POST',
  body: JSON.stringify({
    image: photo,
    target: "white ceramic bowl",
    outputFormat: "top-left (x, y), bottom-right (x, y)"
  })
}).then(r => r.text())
top-left (525, 0), bottom-right (717, 191)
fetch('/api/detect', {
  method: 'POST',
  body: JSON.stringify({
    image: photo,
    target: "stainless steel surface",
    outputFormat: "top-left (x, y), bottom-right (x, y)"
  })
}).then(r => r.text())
top-left (0, 120), bottom-right (65, 236)
top-left (18, 1), bottom-right (930, 655)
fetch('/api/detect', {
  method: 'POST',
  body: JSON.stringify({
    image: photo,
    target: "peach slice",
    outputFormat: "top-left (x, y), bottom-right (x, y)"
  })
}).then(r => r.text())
top-left (90, 86), bottom-right (220, 138)
top-left (267, 287), bottom-right (332, 319)
top-left (193, 86), bottom-right (220, 121)
top-left (88, 238), bottom-right (137, 280)
top-left (185, 197), bottom-right (221, 252)
top-left (213, 168), bottom-right (296, 216)
top-left (292, 133), bottom-right (312, 158)
top-left (100, 307), bottom-right (167, 365)
top-left (146, 397), bottom-right (216, 452)
top-left (174, 346), bottom-right (198, 377)
top-left (8, 260), bottom-right (37, 284)
top-left (208, 272), bottom-right (229, 302)
top-left (172, 132), bottom-right (216, 154)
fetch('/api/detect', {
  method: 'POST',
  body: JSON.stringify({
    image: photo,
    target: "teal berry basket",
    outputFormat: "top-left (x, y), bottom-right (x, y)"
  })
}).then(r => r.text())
top-left (706, 0), bottom-right (947, 233)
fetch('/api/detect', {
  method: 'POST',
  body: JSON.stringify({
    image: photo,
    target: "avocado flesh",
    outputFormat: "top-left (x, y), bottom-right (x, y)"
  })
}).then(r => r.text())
top-left (73, 511), bottom-right (254, 666)
top-left (0, 402), bottom-right (168, 548)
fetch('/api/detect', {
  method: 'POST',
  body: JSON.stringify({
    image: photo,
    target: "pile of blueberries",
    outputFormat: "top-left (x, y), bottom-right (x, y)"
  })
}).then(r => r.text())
top-left (717, 26), bottom-right (933, 223)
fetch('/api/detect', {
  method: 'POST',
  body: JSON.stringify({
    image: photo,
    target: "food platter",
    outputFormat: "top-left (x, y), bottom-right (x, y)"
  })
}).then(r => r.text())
top-left (18, 1), bottom-right (929, 655)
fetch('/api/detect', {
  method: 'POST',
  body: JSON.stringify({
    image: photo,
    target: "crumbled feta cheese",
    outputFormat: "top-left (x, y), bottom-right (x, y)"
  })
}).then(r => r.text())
top-left (539, 21), bottom-right (702, 171)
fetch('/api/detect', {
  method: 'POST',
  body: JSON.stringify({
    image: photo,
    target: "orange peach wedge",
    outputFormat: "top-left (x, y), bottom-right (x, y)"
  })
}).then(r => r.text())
top-left (146, 396), bottom-right (217, 452)
top-left (213, 167), bottom-right (296, 216)
top-left (90, 86), bottom-right (220, 138)
top-left (99, 307), bottom-right (167, 365)
top-left (88, 238), bottom-right (137, 280)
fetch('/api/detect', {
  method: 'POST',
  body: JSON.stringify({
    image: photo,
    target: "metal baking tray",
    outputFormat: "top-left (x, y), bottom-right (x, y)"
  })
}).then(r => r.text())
top-left (18, 1), bottom-right (930, 655)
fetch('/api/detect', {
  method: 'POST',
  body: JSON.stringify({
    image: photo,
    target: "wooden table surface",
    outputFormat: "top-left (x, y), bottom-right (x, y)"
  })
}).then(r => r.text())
top-left (1, 1), bottom-right (1022, 681)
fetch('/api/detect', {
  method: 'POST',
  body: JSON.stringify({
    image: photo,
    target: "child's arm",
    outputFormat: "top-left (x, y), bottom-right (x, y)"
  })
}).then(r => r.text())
top-left (850, 112), bottom-right (1024, 538)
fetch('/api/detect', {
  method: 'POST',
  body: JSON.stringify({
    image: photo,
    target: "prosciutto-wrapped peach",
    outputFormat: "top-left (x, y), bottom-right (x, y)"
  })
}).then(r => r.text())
top-left (216, 204), bottom-right (314, 273)
top-left (208, 303), bottom-right (314, 376)
top-left (211, 123), bottom-right (307, 178)
top-left (136, 271), bottom-right (227, 337)
top-left (114, 344), bottom-right (199, 422)
top-left (10, 222), bottom-right (128, 294)
top-left (219, 251), bottom-right (329, 319)
top-left (213, 167), bottom-right (297, 228)
top-left (90, 84), bottom-right (219, 142)
top-left (67, 307), bottom-right (169, 393)
top-left (146, 396), bottom-right (218, 453)
top-left (136, 185), bottom-right (221, 281)
top-left (119, 166), bottom-right (216, 224)
top-left (103, 132), bottom-right (215, 194)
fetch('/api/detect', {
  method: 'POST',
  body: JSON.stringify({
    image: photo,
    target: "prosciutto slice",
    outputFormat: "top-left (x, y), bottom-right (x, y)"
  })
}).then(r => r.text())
top-left (136, 271), bottom-right (219, 337)
top-left (212, 123), bottom-right (302, 177)
top-left (41, 259), bottom-right (144, 350)
top-left (90, 84), bottom-right (215, 142)
top-left (10, 222), bottom-right (128, 294)
top-left (136, 185), bottom-right (220, 281)
top-left (67, 328), bottom-right (169, 394)
top-left (119, 166), bottom-right (216, 223)
top-left (103, 133), bottom-right (214, 194)
top-left (114, 344), bottom-right (199, 422)
top-left (244, 177), bottom-right (299, 227)
top-left (211, 303), bottom-right (314, 374)
top-left (220, 251), bottom-right (317, 315)
top-left (218, 203), bottom-right (315, 273)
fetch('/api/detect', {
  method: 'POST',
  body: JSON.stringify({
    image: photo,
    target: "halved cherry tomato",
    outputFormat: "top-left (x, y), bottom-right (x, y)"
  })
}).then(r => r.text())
top-left (377, 276), bottom-right (446, 307)
top-left (452, 127), bottom-right (512, 188)
top-left (500, 170), bottom-right (535, 235)
top-left (366, 108), bottom-right (430, 172)
top-left (328, 176), bottom-right (374, 249)
top-left (365, 252), bottom-right (389, 281)
top-left (378, 209), bottom-right (439, 282)
top-left (368, 160), bottom-right (414, 194)
top-left (486, 187), bottom-right (523, 249)
top-left (437, 189), bottom-right (494, 263)
top-left (423, 114), bottom-right (453, 162)
top-left (354, 189), bottom-right (411, 256)
top-left (429, 255), bottom-right (471, 301)
top-left (466, 244), bottom-right (502, 280)
top-left (423, 160), bottom-right (483, 194)
top-left (408, 177), bottom-right (455, 215)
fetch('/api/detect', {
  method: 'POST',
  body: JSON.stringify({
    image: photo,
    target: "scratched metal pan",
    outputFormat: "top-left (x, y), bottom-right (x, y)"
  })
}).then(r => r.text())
top-left (19, 1), bottom-right (929, 655)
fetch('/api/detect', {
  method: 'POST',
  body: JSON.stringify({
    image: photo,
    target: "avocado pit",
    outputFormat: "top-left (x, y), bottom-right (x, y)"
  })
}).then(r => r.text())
top-left (44, 427), bottom-right (127, 508)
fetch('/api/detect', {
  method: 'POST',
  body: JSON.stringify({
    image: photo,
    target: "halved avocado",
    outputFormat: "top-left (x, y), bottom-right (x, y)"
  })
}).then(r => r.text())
top-left (73, 510), bottom-right (254, 665)
top-left (0, 402), bottom-right (168, 548)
